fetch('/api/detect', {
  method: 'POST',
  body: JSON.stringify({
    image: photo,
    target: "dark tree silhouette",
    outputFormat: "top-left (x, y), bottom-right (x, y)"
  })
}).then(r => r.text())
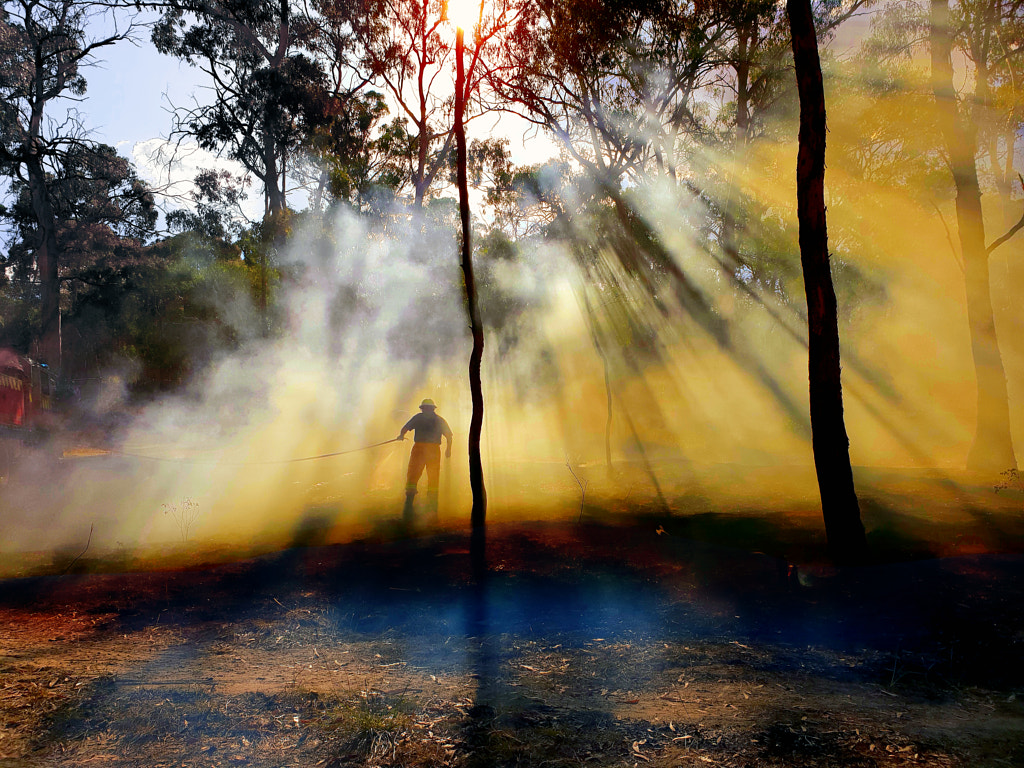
top-left (452, 21), bottom-right (487, 577)
top-left (787, 0), bottom-right (867, 564)
top-left (148, 0), bottom-right (343, 332)
top-left (149, 0), bottom-right (331, 219)
top-left (0, 0), bottom-right (133, 371)
top-left (442, 0), bottom-right (526, 575)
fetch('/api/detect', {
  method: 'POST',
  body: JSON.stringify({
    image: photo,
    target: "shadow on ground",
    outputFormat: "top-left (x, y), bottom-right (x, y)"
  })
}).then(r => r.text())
top-left (2, 520), bottom-right (1023, 767)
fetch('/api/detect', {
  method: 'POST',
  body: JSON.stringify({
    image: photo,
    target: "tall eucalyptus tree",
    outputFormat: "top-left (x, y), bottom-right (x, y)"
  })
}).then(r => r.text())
top-left (931, 0), bottom-right (1018, 471)
top-left (149, 0), bottom-right (331, 219)
top-left (0, 0), bottom-right (135, 369)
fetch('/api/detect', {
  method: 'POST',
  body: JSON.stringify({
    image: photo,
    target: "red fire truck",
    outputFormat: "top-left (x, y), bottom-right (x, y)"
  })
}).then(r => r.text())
top-left (0, 348), bottom-right (58, 480)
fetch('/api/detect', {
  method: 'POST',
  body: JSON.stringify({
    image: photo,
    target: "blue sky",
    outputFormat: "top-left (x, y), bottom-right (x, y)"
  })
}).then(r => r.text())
top-left (73, 13), bottom-right (265, 219)
top-left (83, 34), bottom-right (206, 150)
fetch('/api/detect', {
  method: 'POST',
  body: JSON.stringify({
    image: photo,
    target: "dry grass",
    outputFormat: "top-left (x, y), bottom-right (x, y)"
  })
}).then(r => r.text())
top-left (1, 519), bottom-right (1022, 767)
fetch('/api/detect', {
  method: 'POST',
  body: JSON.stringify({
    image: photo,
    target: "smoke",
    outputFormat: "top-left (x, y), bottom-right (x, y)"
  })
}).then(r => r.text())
top-left (3, 13), bottom-right (1023, 575)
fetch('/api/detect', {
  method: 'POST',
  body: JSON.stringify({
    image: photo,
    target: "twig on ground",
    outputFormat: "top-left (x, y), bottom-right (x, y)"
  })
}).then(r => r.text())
top-left (62, 523), bottom-right (94, 574)
top-left (566, 457), bottom-right (588, 522)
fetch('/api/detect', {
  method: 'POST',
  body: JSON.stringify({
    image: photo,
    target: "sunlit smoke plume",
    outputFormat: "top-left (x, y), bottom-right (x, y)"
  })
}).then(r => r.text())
top-left (2, 4), bottom-right (1022, 574)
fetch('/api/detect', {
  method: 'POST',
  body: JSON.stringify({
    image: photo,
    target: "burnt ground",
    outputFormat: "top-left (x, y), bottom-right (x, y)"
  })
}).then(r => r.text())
top-left (1, 519), bottom-right (1023, 768)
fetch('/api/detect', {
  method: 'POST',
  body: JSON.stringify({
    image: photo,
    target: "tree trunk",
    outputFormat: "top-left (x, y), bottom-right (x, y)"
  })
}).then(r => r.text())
top-left (264, 131), bottom-right (286, 216)
top-left (999, 131), bottom-right (1015, 232)
top-left (580, 288), bottom-right (615, 476)
top-left (930, 0), bottom-right (1017, 472)
top-left (986, 133), bottom-right (1015, 315)
top-left (455, 27), bottom-right (487, 579)
top-left (788, 0), bottom-right (868, 564)
top-left (260, 127), bottom-right (287, 336)
top-left (413, 4), bottom-right (430, 210)
top-left (721, 26), bottom-right (751, 267)
top-left (26, 153), bottom-right (61, 371)
top-left (414, 115), bottom-right (429, 208)
top-left (735, 26), bottom-right (751, 142)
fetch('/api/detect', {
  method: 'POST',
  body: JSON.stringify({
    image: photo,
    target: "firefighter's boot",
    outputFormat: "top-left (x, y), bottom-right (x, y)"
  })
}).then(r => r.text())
top-left (402, 489), bottom-right (416, 529)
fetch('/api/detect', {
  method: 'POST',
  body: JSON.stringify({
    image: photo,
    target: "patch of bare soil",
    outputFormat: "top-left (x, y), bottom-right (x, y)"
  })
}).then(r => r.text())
top-left (1, 522), bottom-right (1023, 767)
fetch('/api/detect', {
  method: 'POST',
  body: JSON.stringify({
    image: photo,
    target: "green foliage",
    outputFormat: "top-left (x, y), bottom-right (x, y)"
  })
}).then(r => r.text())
top-left (303, 90), bottom-right (413, 215)
top-left (47, 223), bottom-right (263, 388)
top-left (152, 0), bottom-right (338, 214)
top-left (0, 141), bottom-right (163, 367)
top-left (4, 142), bottom-right (156, 250)
top-left (167, 169), bottom-right (250, 245)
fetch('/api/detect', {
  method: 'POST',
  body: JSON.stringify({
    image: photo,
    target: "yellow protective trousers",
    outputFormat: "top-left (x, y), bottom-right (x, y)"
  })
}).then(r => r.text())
top-left (406, 442), bottom-right (440, 495)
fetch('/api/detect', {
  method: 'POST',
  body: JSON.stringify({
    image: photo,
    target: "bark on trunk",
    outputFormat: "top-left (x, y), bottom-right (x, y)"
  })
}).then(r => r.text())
top-left (27, 153), bottom-right (61, 371)
top-left (264, 131), bottom-right (285, 216)
top-left (987, 134), bottom-right (1015, 314)
top-left (788, 0), bottom-right (867, 564)
top-left (414, 115), bottom-right (429, 208)
top-left (455, 28), bottom-right (487, 579)
top-left (261, 128), bottom-right (287, 335)
top-left (930, 0), bottom-right (1017, 472)
top-left (721, 26), bottom-right (751, 267)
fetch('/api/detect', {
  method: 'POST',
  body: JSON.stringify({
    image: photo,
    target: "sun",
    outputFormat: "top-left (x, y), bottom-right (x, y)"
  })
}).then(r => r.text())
top-left (444, 0), bottom-right (481, 30)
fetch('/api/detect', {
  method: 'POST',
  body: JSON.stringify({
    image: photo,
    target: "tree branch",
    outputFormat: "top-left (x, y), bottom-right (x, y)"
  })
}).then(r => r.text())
top-left (986, 174), bottom-right (1024, 255)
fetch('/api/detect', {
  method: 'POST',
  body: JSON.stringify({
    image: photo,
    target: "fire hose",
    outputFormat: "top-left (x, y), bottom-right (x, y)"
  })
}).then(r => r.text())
top-left (67, 437), bottom-right (406, 466)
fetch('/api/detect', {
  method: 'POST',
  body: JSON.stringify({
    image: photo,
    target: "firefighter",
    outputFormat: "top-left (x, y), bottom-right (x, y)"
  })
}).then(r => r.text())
top-left (399, 399), bottom-right (453, 517)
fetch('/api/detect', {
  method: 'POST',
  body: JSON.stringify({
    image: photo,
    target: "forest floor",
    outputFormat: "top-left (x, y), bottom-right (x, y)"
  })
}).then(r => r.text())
top-left (2, 491), bottom-right (1024, 768)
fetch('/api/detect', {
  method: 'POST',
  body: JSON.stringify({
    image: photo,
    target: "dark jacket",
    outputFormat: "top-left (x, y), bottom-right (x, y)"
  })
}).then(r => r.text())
top-left (401, 411), bottom-right (453, 444)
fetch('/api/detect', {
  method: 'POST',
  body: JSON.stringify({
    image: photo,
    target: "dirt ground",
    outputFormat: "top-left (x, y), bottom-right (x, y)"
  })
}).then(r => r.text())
top-left (1, 515), bottom-right (1023, 768)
